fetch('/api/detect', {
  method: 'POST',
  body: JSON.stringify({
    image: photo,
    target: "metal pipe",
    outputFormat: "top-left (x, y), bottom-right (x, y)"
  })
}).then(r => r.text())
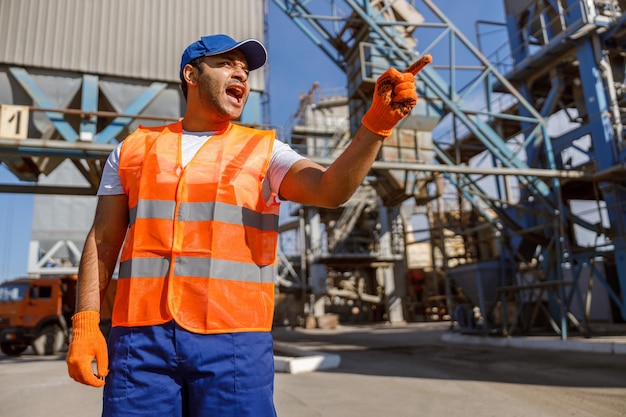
top-left (308, 156), bottom-right (589, 179)
top-left (598, 56), bottom-right (624, 151)
top-left (27, 106), bottom-right (180, 122)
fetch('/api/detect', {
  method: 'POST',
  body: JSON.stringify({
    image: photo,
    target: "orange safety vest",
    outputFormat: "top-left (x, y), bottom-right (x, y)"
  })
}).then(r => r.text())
top-left (114, 121), bottom-right (279, 334)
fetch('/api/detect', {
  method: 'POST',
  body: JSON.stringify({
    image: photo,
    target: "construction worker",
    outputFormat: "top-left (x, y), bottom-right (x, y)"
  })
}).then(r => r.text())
top-left (65, 33), bottom-right (422, 417)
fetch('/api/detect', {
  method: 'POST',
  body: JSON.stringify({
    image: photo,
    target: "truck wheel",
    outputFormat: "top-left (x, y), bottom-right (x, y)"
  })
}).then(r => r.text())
top-left (0, 342), bottom-right (28, 356)
top-left (31, 324), bottom-right (65, 356)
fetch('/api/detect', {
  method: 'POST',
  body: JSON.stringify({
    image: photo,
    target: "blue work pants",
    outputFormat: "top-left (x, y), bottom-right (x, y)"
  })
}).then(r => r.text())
top-left (102, 321), bottom-right (277, 417)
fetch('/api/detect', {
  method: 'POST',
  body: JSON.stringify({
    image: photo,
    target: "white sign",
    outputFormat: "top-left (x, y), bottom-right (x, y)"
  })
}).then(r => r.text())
top-left (0, 104), bottom-right (29, 140)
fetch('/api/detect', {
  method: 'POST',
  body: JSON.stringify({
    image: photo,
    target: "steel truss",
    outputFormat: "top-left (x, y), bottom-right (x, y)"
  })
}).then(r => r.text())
top-left (273, 0), bottom-right (626, 337)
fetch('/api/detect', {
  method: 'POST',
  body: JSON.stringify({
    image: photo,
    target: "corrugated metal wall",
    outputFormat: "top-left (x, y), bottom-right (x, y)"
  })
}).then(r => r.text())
top-left (0, 0), bottom-right (266, 89)
top-left (0, 0), bottom-right (269, 275)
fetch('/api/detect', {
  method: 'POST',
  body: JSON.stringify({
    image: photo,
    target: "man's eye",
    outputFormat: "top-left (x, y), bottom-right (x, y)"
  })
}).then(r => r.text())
top-left (222, 61), bottom-right (249, 75)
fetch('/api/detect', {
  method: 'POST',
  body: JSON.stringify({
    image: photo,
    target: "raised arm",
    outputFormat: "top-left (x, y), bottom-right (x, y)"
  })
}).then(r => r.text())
top-left (279, 126), bottom-right (385, 208)
top-left (280, 60), bottom-right (428, 208)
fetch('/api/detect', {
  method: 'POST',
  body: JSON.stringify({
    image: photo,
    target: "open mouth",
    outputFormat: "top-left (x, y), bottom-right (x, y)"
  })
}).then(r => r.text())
top-left (226, 84), bottom-right (245, 103)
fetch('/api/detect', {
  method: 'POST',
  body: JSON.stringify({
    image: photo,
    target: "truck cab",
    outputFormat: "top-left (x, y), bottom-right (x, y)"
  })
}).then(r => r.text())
top-left (0, 275), bottom-right (76, 356)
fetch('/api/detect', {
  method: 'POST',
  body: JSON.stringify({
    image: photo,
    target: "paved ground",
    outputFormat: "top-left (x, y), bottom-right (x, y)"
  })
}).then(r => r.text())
top-left (273, 322), bottom-right (626, 417)
top-left (1, 322), bottom-right (625, 417)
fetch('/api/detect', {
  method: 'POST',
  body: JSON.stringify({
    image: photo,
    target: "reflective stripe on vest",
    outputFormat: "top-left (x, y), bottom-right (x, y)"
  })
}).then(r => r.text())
top-left (129, 200), bottom-right (279, 232)
top-left (119, 257), bottom-right (276, 283)
top-left (115, 121), bottom-right (279, 333)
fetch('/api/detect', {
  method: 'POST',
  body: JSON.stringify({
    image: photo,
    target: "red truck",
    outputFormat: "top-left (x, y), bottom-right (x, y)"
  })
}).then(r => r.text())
top-left (0, 275), bottom-right (116, 356)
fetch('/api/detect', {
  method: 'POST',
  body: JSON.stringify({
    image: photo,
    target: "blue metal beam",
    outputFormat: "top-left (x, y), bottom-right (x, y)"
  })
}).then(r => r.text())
top-left (271, 0), bottom-right (347, 70)
top-left (80, 74), bottom-right (99, 141)
top-left (9, 67), bottom-right (79, 142)
top-left (95, 82), bottom-right (167, 143)
top-left (346, 0), bottom-right (554, 206)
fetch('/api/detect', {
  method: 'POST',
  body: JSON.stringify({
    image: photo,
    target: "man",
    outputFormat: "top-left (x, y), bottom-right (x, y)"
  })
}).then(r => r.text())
top-left (66, 34), bottom-right (420, 416)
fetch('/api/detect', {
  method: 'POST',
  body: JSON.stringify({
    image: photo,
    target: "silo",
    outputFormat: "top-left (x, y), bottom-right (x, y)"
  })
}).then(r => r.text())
top-left (0, 0), bottom-right (268, 275)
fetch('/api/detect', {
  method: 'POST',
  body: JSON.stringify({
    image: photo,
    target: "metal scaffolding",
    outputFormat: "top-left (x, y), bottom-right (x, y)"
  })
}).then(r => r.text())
top-left (1, 0), bottom-right (625, 337)
top-left (272, 0), bottom-right (626, 338)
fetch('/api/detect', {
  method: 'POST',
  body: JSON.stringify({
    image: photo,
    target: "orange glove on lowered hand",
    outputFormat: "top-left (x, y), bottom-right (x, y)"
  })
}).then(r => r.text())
top-left (66, 310), bottom-right (108, 387)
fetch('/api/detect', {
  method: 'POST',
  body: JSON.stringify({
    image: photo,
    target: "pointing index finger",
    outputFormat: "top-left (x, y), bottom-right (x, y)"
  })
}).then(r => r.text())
top-left (404, 54), bottom-right (432, 75)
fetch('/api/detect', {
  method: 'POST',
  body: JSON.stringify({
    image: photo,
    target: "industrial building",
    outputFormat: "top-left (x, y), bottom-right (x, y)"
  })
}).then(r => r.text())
top-left (0, 0), bottom-right (625, 341)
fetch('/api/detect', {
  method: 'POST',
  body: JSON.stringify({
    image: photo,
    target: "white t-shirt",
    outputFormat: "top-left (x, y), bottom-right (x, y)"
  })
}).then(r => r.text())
top-left (98, 131), bottom-right (306, 202)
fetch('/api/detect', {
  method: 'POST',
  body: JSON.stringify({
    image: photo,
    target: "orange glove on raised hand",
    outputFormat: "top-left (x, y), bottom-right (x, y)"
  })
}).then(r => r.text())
top-left (362, 54), bottom-right (431, 138)
top-left (361, 68), bottom-right (418, 137)
top-left (66, 310), bottom-right (108, 387)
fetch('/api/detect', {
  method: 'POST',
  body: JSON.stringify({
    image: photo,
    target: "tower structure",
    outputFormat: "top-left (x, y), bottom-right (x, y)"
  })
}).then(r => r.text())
top-left (273, 0), bottom-right (626, 336)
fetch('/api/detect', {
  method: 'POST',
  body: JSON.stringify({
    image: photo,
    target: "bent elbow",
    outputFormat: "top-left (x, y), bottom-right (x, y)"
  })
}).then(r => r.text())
top-left (320, 195), bottom-right (350, 209)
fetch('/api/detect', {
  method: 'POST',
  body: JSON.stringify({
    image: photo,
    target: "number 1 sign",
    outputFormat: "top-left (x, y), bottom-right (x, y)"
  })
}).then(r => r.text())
top-left (0, 105), bottom-right (29, 140)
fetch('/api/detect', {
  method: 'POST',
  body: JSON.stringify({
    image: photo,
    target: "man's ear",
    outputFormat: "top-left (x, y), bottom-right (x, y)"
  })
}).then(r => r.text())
top-left (183, 65), bottom-right (197, 85)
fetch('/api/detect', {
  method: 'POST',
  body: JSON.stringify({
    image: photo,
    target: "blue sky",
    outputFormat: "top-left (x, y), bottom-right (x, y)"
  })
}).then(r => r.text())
top-left (0, 1), bottom-right (506, 281)
top-left (0, 169), bottom-right (33, 280)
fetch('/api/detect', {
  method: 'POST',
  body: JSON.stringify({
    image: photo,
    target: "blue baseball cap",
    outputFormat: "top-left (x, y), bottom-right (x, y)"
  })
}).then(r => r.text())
top-left (179, 34), bottom-right (267, 80)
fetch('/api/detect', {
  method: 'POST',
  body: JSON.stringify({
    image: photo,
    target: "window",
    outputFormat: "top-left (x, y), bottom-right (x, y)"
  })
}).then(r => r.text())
top-left (0, 283), bottom-right (30, 301)
top-left (30, 286), bottom-right (52, 299)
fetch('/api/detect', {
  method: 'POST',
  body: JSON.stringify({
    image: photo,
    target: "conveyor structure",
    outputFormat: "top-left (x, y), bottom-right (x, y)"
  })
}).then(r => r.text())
top-left (272, 0), bottom-right (626, 338)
